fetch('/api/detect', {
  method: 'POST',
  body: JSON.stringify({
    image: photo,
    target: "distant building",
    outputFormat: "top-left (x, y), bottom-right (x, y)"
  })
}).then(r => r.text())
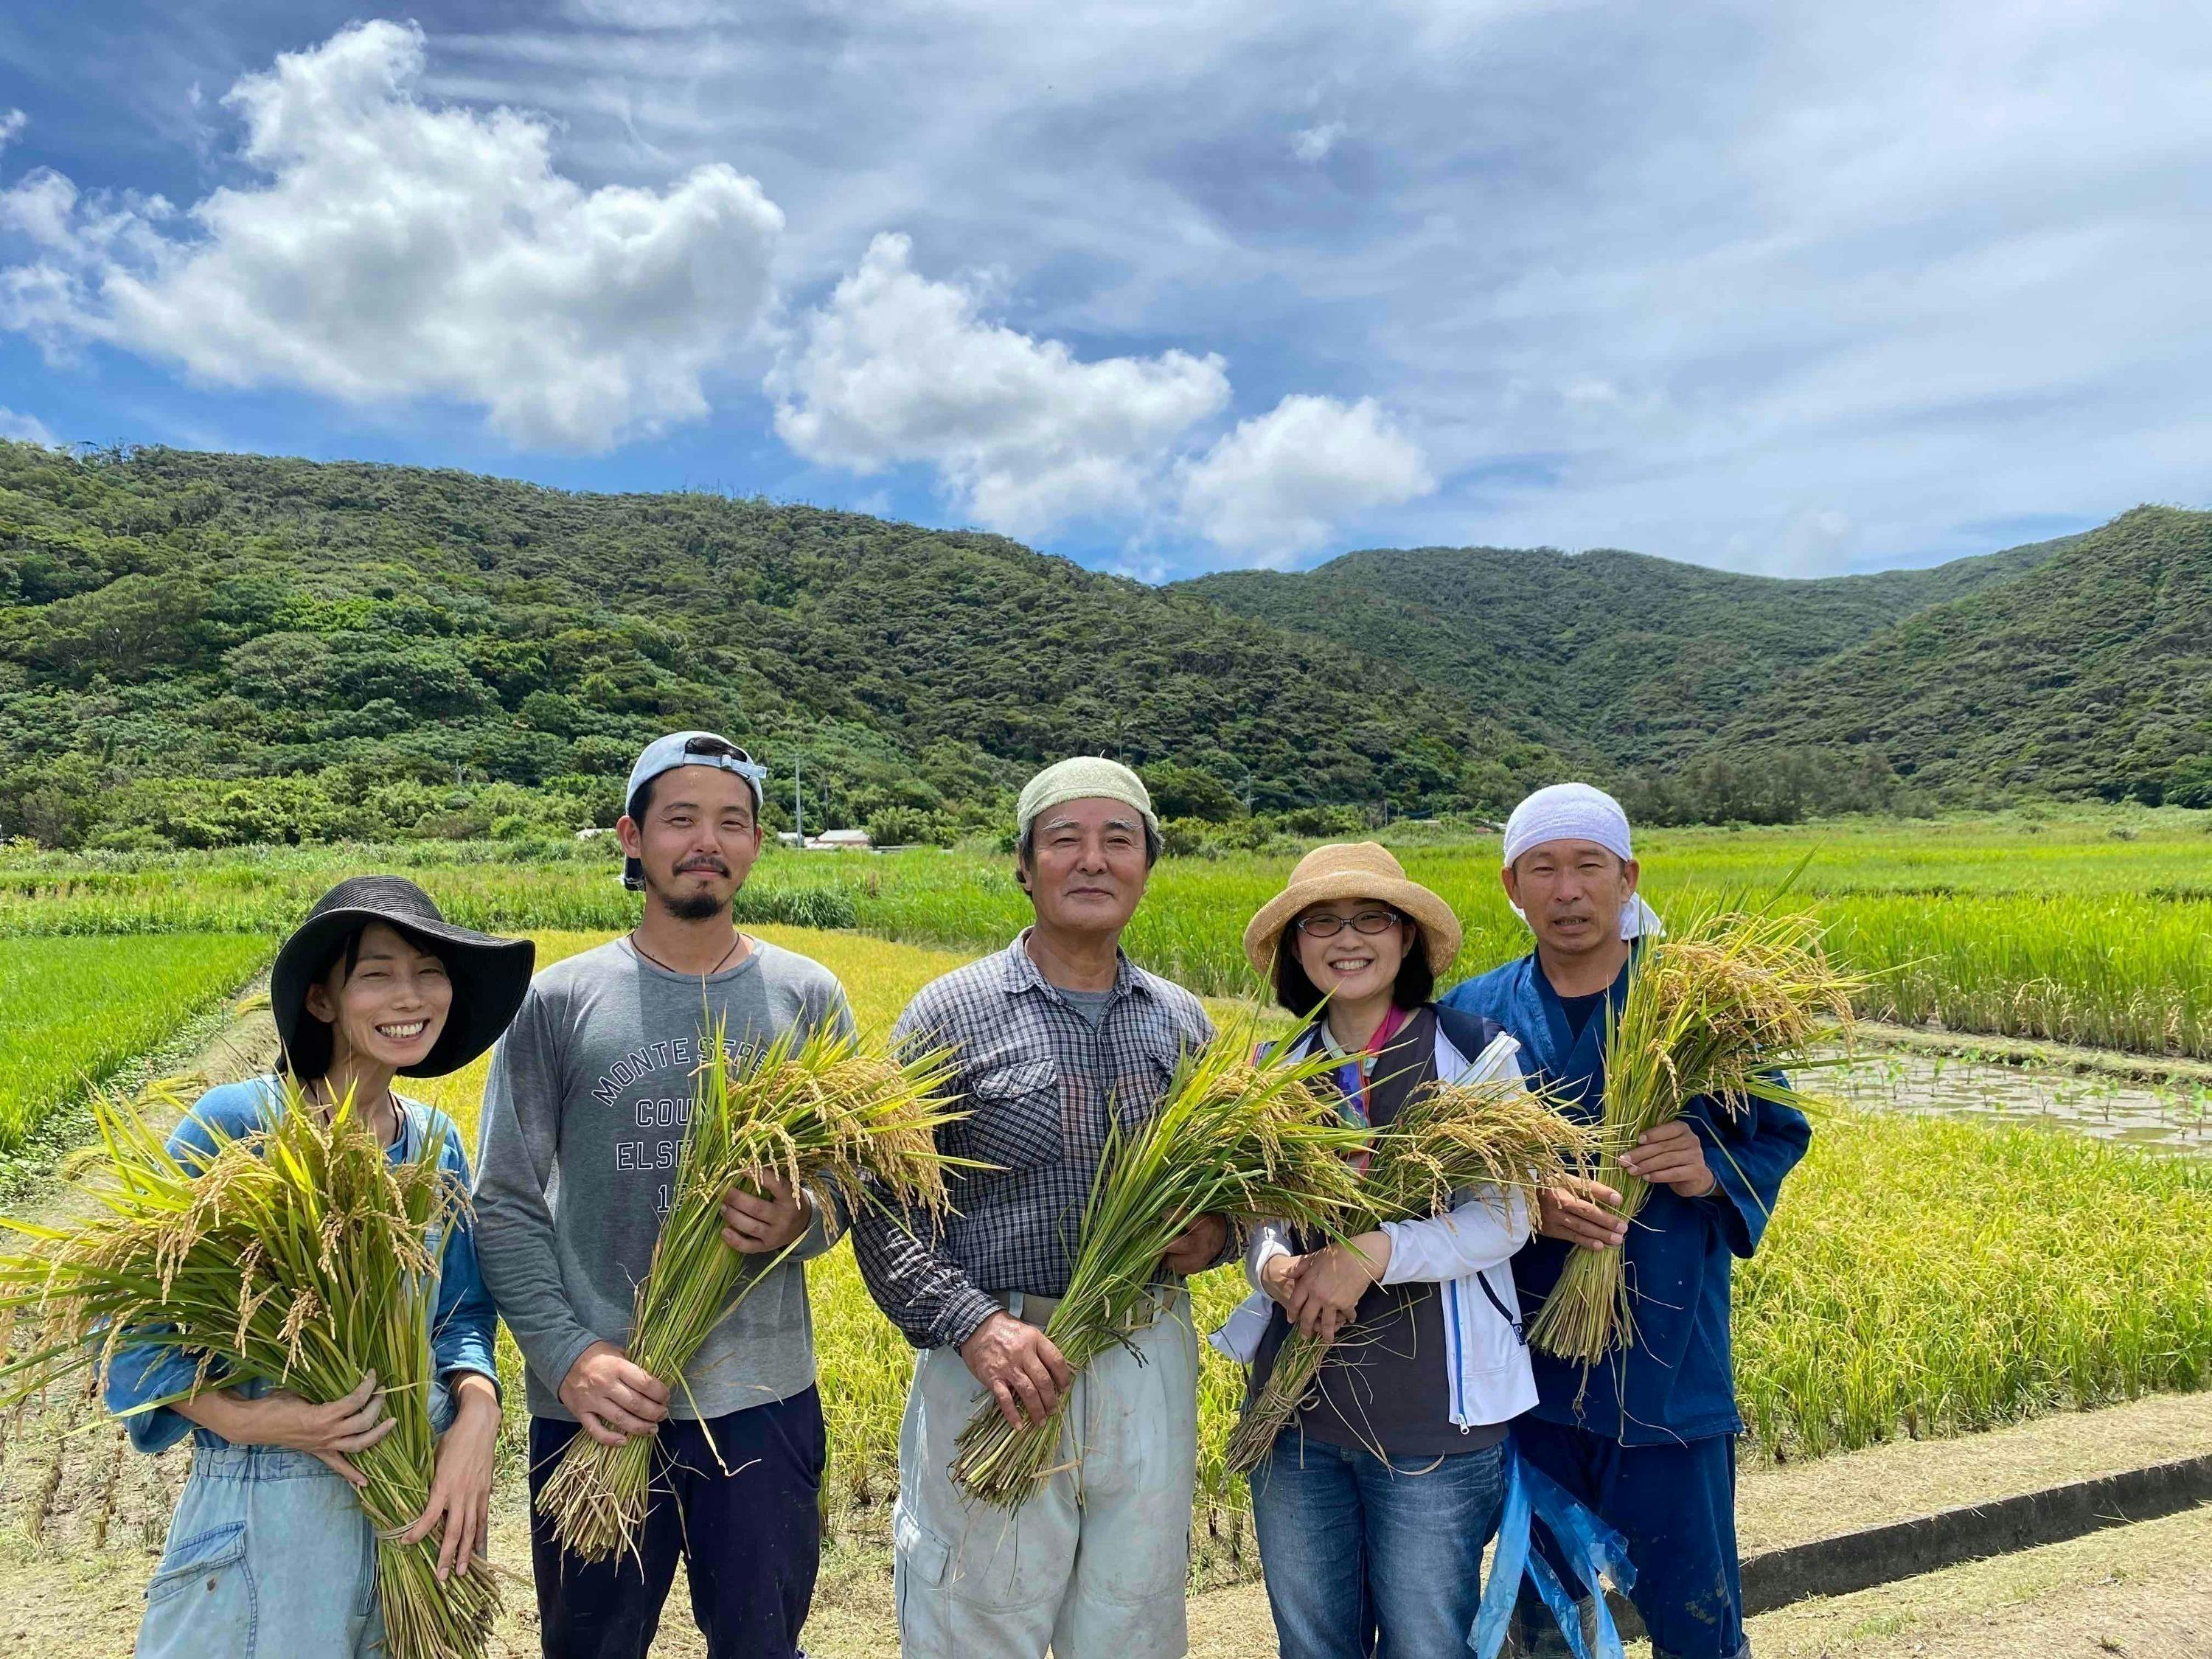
top-left (810, 828), bottom-right (872, 850)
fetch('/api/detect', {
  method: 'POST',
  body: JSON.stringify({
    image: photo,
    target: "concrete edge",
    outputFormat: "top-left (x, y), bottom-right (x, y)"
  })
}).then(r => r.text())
top-left (1601, 1450), bottom-right (2212, 1640)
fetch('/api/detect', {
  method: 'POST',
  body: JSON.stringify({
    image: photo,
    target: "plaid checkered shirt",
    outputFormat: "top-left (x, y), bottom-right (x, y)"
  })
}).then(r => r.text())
top-left (851, 931), bottom-right (1218, 1349)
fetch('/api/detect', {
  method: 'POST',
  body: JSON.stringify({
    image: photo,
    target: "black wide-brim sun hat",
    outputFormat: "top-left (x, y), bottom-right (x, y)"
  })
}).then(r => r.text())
top-left (270, 876), bottom-right (536, 1080)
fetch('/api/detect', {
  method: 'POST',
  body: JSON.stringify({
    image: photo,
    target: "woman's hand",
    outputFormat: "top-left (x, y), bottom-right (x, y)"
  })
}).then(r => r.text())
top-left (1283, 1231), bottom-right (1391, 1341)
top-left (178, 1371), bottom-right (394, 1487)
top-left (398, 1374), bottom-right (500, 1582)
top-left (1259, 1251), bottom-right (1301, 1307)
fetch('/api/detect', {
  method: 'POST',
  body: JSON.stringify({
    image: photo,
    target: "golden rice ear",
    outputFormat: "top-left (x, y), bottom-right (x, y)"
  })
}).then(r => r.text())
top-left (540, 1019), bottom-right (974, 1562)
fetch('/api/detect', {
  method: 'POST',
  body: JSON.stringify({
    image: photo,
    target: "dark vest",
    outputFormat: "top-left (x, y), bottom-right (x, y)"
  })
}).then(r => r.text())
top-left (1248, 1004), bottom-right (1512, 1459)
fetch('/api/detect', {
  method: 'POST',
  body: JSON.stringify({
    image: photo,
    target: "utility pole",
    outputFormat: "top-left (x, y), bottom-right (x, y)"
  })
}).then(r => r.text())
top-left (793, 751), bottom-right (804, 843)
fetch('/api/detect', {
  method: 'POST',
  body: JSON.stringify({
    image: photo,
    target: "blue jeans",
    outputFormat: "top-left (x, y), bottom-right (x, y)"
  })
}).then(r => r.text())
top-left (1251, 1433), bottom-right (1506, 1659)
top-left (135, 1384), bottom-right (454, 1658)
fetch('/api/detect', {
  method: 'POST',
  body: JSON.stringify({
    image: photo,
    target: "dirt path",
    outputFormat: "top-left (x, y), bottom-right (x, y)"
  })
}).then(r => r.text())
top-left (4, 1392), bottom-right (2205, 1656)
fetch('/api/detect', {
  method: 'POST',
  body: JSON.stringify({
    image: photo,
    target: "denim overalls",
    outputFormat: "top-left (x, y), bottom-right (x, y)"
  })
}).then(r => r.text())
top-left (105, 1080), bottom-right (499, 1659)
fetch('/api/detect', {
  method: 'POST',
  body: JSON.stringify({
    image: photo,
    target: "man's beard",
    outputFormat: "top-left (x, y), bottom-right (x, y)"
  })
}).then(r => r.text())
top-left (647, 869), bottom-right (734, 922)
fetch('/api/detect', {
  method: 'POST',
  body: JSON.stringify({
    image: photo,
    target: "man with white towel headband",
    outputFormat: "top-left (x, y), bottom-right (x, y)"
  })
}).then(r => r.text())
top-left (1441, 782), bottom-right (1809, 1659)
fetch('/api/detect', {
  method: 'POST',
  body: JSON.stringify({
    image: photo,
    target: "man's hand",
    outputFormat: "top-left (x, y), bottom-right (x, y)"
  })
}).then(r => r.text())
top-left (1258, 1251), bottom-right (1301, 1307)
top-left (1536, 1175), bottom-right (1630, 1251)
top-left (1617, 1119), bottom-right (1718, 1199)
top-left (721, 1173), bottom-right (813, 1255)
top-left (1282, 1232), bottom-right (1389, 1342)
top-left (959, 1311), bottom-right (1074, 1431)
top-left (1161, 1213), bottom-right (1229, 1276)
top-left (399, 1373), bottom-right (499, 1582)
top-left (557, 1340), bottom-right (671, 1448)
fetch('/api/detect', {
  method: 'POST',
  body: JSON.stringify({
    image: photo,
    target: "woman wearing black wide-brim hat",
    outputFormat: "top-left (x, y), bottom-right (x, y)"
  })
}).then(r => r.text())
top-left (105, 877), bottom-right (532, 1658)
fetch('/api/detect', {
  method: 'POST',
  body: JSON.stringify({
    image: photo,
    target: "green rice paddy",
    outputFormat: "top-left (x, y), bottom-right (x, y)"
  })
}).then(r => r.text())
top-left (0, 933), bottom-right (268, 1151)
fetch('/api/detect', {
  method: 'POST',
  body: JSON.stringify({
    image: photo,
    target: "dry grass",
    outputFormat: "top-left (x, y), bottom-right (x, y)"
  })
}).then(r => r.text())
top-left (537, 1023), bottom-right (964, 1564)
top-left (1531, 906), bottom-right (1858, 1361)
top-left (1225, 1072), bottom-right (1595, 1474)
top-left (0, 1082), bottom-right (497, 1658)
top-left (949, 1023), bottom-right (1374, 1506)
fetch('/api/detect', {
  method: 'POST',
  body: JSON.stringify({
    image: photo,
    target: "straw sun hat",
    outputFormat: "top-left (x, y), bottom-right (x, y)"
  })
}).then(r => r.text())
top-left (1242, 843), bottom-right (1464, 978)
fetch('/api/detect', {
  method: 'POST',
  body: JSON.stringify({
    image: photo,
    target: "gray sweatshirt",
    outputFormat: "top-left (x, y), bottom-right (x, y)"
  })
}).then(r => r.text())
top-left (473, 934), bottom-right (855, 1422)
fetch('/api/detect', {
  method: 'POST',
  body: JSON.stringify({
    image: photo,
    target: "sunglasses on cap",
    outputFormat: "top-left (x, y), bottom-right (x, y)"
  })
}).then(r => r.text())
top-left (684, 735), bottom-right (759, 766)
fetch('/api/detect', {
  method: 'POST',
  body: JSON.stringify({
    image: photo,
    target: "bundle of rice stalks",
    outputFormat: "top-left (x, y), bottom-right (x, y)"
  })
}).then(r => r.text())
top-left (538, 1022), bottom-right (964, 1564)
top-left (950, 1024), bottom-right (1374, 1507)
top-left (0, 1081), bottom-right (497, 1659)
top-left (1527, 905), bottom-right (1859, 1363)
top-left (1225, 1072), bottom-right (1596, 1474)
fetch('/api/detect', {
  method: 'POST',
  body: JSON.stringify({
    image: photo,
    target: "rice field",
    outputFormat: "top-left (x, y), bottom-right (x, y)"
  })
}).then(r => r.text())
top-left (0, 933), bottom-right (268, 1152)
top-left (4, 808), bottom-right (2205, 1057)
top-left (1827, 1046), bottom-right (2212, 1152)
top-left (397, 928), bottom-right (2212, 1551)
top-left (1, 800), bottom-right (2205, 1581)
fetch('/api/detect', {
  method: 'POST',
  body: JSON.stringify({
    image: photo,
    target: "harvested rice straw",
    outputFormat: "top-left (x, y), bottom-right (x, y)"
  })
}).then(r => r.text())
top-left (538, 1022), bottom-right (965, 1564)
top-left (951, 1023), bottom-right (1374, 1508)
top-left (0, 1080), bottom-right (499, 1659)
top-left (1225, 1072), bottom-right (1595, 1475)
top-left (1527, 905), bottom-right (1858, 1363)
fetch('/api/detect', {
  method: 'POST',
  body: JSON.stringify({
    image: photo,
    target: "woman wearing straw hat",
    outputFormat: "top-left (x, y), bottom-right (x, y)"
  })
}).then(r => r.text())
top-left (1211, 843), bottom-right (1537, 1659)
top-left (105, 876), bottom-right (532, 1658)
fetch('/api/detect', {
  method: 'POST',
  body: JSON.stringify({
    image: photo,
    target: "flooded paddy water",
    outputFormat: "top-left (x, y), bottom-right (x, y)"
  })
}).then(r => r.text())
top-left (1823, 1043), bottom-right (2212, 1154)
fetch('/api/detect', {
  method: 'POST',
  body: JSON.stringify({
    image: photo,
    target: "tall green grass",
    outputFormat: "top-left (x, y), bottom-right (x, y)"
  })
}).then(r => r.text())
top-left (1738, 1110), bottom-right (2212, 1456)
top-left (0, 934), bottom-right (268, 1150)
top-left (5, 816), bottom-right (2207, 1055)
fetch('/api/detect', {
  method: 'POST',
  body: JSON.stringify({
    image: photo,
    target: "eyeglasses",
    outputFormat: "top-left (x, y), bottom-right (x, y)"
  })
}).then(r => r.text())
top-left (1294, 908), bottom-right (1403, 939)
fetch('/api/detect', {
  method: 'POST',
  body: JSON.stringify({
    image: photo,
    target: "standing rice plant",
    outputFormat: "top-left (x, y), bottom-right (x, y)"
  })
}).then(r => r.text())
top-left (536, 1023), bottom-right (967, 1565)
top-left (0, 1080), bottom-right (498, 1659)
top-left (950, 1024), bottom-right (1374, 1507)
top-left (1224, 1074), bottom-right (1596, 1474)
top-left (1527, 907), bottom-right (1859, 1363)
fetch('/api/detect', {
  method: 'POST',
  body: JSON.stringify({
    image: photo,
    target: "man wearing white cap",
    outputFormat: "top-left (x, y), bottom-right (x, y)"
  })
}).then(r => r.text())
top-left (852, 757), bottom-right (1227, 1658)
top-left (1441, 783), bottom-right (1809, 1659)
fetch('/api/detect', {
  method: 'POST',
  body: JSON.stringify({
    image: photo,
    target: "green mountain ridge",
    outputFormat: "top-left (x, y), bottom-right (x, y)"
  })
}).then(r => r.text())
top-left (0, 442), bottom-right (1552, 848)
top-left (2, 439), bottom-right (2199, 851)
top-left (1181, 533), bottom-right (2077, 768)
top-left (1714, 506), bottom-right (2212, 803)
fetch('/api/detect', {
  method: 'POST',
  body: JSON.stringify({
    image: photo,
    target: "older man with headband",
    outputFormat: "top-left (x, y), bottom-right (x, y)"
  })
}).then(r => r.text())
top-left (1442, 783), bottom-right (1809, 1659)
top-left (853, 757), bottom-right (1227, 1659)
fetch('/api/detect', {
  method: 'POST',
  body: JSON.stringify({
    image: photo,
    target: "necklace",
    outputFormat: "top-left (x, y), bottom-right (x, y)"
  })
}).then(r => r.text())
top-left (310, 1079), bottom-right (402, 1145)
top-left (630, 928), bottom-right (743, 978)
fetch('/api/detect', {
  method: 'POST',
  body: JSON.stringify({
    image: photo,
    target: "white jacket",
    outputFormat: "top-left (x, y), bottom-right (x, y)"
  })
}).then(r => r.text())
top-left (1208, 1019), bottom-right (1540, 1433)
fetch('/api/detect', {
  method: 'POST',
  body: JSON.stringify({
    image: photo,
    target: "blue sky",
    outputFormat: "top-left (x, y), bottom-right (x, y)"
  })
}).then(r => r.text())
top-left (2, 1), bottom-right (2208, 580)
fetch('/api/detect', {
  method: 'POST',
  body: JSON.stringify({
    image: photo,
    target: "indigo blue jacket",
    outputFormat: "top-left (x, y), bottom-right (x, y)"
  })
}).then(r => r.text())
top-left (1440, 950), bottom-right (1810, 1446)
top-left (102, 1076), bottom-right (501, 1455)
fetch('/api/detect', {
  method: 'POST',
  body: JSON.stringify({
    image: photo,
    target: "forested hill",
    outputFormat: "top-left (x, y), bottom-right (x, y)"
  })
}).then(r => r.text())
top-left (0, 442), bottom-right (1555, 848)
top-left (1713, 506), bottom-right (2212, 804)
top-left (3, 440), bottom-right (2197, 852)
top-left (1181, 532), bottom-right (2075, 770)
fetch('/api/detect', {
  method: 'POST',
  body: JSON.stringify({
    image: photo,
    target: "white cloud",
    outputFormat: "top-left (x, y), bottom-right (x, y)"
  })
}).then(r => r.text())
top-left (1178, 394), bottom-right (1435, 560)
top-left (0, 22), bottom-right (784, 449)
top-left (0, 111), bottom-right (24, 153)
top-left (1291, 120), bottom-right (1347, 163)
top-left (771, 232), bottom-right (1231, 538)
top-left (0, 407), bottom-right (55, 446)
